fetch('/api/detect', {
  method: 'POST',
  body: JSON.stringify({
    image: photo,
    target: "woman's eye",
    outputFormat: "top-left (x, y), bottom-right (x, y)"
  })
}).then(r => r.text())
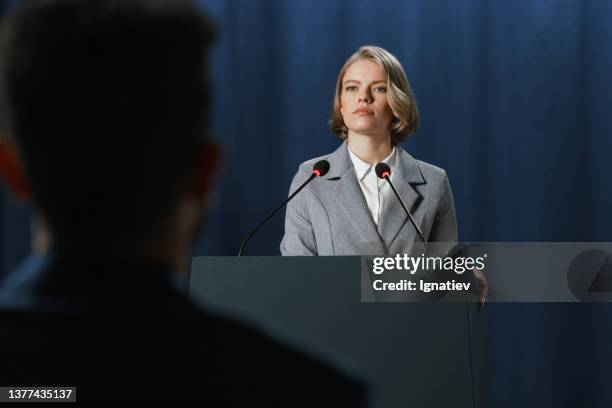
top-left (373, 86), bottom-right (387, 93)
top-left (345, 86), bottom-right (358, 92)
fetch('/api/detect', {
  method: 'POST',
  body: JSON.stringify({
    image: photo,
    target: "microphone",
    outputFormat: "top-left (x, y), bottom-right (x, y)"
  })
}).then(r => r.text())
top-left (238, 160), bottom-right (330, 256)
top-left (375, 162), bottom-right (426, 252)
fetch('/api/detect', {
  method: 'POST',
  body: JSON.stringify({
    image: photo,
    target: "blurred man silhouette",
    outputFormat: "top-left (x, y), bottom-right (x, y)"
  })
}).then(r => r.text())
top-left (0, 1), bottom-right (366, 405)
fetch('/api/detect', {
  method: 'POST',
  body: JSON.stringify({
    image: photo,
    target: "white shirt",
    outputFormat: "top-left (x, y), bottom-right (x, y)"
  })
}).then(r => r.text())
top-left (347, 145), bottom-right (396, 226)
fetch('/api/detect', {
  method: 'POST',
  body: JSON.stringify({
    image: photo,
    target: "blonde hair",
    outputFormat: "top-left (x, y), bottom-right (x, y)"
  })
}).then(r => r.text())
top-left (329, 45), bottom-right (419, 144)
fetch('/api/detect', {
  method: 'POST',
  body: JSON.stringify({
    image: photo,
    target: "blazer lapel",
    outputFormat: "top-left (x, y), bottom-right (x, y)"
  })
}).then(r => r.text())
top-left (377, 146), bottom-right (425, 248)
top-left (325, 142), bottom-right (385, 253)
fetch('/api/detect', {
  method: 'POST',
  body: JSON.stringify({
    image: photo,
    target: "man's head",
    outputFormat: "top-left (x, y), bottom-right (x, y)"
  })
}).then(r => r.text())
top-left (0, 0), bottom-right (220, 253)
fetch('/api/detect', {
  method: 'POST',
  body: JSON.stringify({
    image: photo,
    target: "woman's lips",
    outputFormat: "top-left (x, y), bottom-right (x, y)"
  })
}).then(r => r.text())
top-left (353, 108), bottom-right (373, 116)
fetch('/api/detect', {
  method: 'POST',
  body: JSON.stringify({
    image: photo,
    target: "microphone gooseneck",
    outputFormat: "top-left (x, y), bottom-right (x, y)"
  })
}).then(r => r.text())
top-left (238, 160), bottom-right (330, 256)
top-left (375, 162), bottom-right (426, 253)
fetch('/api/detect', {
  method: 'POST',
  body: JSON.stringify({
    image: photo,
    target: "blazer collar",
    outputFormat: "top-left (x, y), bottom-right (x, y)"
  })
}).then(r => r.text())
top-left (325, 141), bottom-right (383, 253)
top-left (325, 141), bottom-right (426, 253)
top-left (325, 141), bottom-right (352, 179)
top-left (377, 145), bottom-right (426, 248)
top-left (325, 140), bottom-right (424, 184)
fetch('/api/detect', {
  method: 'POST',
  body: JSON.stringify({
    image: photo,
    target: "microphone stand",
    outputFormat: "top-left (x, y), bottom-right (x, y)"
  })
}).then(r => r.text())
top-left (238, 173), bottom-right (317, 256)
top-left (382, 174), bottom-right (427, 255)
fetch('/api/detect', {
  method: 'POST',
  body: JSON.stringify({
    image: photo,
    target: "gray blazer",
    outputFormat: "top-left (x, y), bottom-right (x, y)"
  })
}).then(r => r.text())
top-left (280, 141), bottom-right (458, 256)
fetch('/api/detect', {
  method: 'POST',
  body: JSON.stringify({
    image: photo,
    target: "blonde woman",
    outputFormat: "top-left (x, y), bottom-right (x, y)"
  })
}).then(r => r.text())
top-left (281, 46), bottom-right (457, 257)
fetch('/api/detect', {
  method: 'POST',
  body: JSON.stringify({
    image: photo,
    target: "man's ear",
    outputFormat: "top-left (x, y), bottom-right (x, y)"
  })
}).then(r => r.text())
top-left (0, 140), bottom-right (31, 202)
top-left (189, 142), bottom-right (223, 200)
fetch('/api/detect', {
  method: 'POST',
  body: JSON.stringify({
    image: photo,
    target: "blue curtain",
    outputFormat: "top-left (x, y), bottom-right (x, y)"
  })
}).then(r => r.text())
top-left (1, 0), bottom-right (611, 407)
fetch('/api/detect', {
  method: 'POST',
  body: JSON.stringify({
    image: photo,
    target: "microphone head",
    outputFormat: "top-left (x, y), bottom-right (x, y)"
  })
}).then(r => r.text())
top-left (312, 160), bottom-right (330, 177)
top-left (375, 162), bottom-right (391, 179)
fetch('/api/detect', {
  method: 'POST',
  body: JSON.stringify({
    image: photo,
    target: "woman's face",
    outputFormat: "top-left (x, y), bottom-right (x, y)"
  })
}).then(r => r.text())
top-left (340, 59), bottom-right (393, 138)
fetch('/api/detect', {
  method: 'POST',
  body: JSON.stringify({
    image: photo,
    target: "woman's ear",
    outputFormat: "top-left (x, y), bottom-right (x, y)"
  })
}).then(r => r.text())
top-left (0, 140), bottom-right (31, 202)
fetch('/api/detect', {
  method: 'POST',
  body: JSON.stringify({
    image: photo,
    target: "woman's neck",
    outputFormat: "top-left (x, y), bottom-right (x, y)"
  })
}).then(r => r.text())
top-left (347, 132), bottom-right (393, 165)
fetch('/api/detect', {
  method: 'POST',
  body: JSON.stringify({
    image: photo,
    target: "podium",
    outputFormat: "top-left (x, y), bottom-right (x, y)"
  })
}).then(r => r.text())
top-left (190, 256), bottom-right (489, 408)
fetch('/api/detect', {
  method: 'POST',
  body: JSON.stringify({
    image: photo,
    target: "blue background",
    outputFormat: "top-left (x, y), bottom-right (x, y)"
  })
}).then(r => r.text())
top-left (1, 1), bottom-right (611, 407)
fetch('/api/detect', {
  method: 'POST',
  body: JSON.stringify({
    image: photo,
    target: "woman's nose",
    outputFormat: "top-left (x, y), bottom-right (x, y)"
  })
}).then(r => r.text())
top-left (358, 92), bottom-right (371, 103)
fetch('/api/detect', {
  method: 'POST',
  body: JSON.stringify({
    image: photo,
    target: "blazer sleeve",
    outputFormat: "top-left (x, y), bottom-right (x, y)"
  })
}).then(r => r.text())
top-left (428, 171), bottom-right (458, 246)
top-left (280, 169), bottom-right (317, 255)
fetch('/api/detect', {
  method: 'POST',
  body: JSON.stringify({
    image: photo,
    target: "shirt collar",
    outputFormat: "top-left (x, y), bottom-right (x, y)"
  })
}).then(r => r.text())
top-left (348, 144), bottom-right (396, 181)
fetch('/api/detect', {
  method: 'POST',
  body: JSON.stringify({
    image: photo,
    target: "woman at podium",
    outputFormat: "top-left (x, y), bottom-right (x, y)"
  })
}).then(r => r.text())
top-left (280, 46), bottom-right (457, 256)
